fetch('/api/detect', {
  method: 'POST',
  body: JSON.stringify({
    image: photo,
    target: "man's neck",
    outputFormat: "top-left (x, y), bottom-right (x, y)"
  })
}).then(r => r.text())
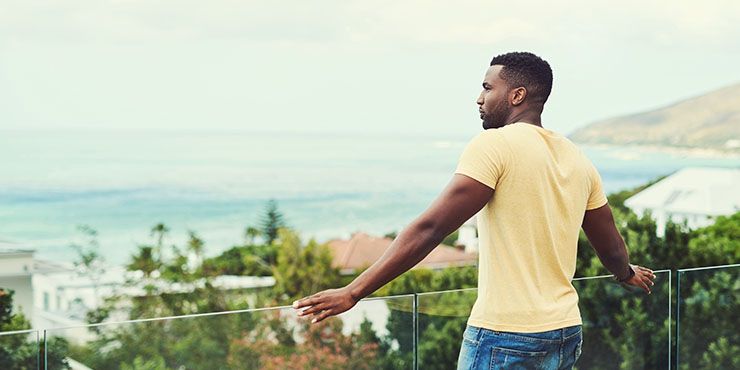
top-left (505, 110), bottom-right (542, 127)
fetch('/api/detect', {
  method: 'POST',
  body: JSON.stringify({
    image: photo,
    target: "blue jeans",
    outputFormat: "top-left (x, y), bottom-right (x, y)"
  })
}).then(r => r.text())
top-left (456, 324), bottom-right (583, 370)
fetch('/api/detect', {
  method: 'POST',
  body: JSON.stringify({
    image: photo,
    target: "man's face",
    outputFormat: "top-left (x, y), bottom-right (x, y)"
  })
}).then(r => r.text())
top-left (477, 65), bottom-right (511, 129)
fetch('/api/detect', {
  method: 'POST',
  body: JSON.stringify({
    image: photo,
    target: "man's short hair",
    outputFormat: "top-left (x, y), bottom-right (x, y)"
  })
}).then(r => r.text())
top-left (490, 52), bottom-right (553, 104)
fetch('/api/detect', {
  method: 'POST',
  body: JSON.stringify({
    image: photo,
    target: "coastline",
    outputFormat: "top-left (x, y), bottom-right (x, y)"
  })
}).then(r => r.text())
top-left (579, 143), bottom-right (740, 160)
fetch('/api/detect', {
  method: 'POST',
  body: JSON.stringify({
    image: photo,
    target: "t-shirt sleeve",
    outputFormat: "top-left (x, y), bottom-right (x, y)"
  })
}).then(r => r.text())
top-left (586, 161), bottom-right (608, 210)
top-left (454, 131), bottom-right (509, 190)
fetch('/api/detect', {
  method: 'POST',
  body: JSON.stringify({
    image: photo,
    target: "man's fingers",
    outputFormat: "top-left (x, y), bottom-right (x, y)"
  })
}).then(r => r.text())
top-left (292, 298), bottom-right (310, 309)
top-left (642, 276), bottom-right (655, 288)
top-left (293, 294), bottom-right (322, 309)
top-left (298, 302), bottom-right (328, 317)
top-left (639, 279), bottom-right (651, 294)
top-left (637, 266), bottom-right (657, 279)
top-left (312, 309), bottom-right (334, 324)
top-left (645, 275), bottom-right (655, 286)
top-left (638, 271), bottom-right (656, 286)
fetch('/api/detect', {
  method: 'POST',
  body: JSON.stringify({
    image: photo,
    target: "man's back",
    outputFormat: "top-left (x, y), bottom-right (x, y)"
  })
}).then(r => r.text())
top-left (455, 122), bottom-right (607, 332)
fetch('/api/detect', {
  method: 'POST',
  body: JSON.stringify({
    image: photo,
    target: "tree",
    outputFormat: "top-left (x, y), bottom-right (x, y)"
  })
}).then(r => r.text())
top-left (442, 229), bottom-right (460, 247)
top-left (200, 243), bottom-right (276, 277)
top-left (150, 223), bottom-right (170, 260)
top-left (186, 231), bottom-right (204, 259)
top-left (373, 266), bottom-right (477, 369)
top-left (259, 199), bottom-right (286, 245)
top-left (271, 229), bottom-right (342, 304)
top-left (687, 212), bottom-right (740, 266)
top-left (69, 225), bottom-right (107, 307)
top-left (67, 226), bottom-right (379, 369)
top-left (244, 226), bottom-right (262, 245)
top-left (0, 289), bottom-right (70, 370)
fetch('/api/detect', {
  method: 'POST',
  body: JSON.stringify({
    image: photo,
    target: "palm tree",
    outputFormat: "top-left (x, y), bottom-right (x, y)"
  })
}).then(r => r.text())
top-left (244, 226), bottom-right (262, 245)
top-left (150, 223), bottom-right (170, 259)
top-left (186, 231), bottom-right (205, 271)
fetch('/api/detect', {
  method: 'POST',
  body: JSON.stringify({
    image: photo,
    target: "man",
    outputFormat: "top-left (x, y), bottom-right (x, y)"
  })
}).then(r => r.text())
top-left (292, 52), bottom-right (656, 369)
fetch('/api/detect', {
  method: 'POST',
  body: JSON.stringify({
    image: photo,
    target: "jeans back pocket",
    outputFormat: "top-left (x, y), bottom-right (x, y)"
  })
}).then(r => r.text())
top-left (490, 347), bottom-right (547, 369)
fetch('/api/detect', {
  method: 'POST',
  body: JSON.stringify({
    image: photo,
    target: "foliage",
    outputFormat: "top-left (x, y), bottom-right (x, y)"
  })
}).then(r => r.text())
top-left (201, 244), bottom-right (276, 277)
top-left (573, 179), bottom-right (739, 369)
top-left (69, 225), bottom-right (107, 305)
top-left (441, 229), bottom-right (460, 247)
top-left (0, 289), bottom-right (70, 370)
top-left (376, 266), bottom-right (477, 369)
top-left (687, 212), bottom-right (740, 266)
top-left (271, 229), bottom-right (342, 304)
top-left (384, 229), bottom-right (460, 247)
top-left (55, 222), bottom-right (352, 368)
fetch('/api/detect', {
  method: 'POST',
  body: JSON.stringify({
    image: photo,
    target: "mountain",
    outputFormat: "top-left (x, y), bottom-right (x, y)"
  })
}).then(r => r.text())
top-left (569, 83), bottom-right (740, 153)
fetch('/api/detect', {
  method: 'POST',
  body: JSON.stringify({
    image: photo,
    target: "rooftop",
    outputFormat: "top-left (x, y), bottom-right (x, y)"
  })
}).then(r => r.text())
top-left (327, 232), bottom-right (477, 274)
top-left (625, 167), bottom-right (740, 215)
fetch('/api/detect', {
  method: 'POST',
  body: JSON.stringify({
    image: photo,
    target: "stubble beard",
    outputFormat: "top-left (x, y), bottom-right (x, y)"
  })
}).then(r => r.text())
top-left (482, 100), bottom-right (510, 130)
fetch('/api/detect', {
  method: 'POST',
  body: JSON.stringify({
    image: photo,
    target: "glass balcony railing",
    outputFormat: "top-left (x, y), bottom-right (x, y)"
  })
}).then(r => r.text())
top-left (416, 288), bottom-right (475, 369)
top-left (676, 264), bottom-right (739, 370)
top-left (0, 329), bottom-right (40, 369)
top-left (573, 270), bottom-right (672, 370)
top-left (42, 294), bottom-right (415, 370)
top-left (2, 266), bottom-right (738, 369)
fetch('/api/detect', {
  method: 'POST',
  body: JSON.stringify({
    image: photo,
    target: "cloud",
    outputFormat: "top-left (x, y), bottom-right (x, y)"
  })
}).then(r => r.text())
top-left (2, 0), bottom-right (738, 48)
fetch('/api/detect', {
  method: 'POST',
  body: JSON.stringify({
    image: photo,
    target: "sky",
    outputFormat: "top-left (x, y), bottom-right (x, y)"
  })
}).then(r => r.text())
top-left (1, 0), bottom-right (739, 138)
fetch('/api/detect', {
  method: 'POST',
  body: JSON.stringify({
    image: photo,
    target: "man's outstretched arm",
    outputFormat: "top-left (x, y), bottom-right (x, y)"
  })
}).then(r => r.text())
top-left (292, 174), bottom-right (493, 323)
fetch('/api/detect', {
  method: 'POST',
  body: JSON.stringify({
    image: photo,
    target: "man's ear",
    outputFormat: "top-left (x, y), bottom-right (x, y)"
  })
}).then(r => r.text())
top-left (510, 87), bottom-right (527, 106)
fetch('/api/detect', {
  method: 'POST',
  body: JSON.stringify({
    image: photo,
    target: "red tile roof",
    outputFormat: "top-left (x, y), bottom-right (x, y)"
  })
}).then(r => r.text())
top-left (326, 232), bottom-right (477, 274)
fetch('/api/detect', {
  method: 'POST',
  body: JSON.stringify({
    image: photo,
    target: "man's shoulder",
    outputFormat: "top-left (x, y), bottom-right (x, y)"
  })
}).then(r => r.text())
top-left (468, 128), bottom-right (508, 146)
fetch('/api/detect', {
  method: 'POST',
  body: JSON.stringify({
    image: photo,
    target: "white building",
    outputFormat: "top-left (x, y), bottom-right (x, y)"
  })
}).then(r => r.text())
top-left (0, 245), bottom-right (36, 327)
top-left (33, 262), bottom-right (275, 336)
top-left (625, 167), bottom-right (740, 236)
top-left (33, 260), bottom-right (276, 343)
top-left (458, 215), bottom-right (479, 253)
top-left (33, 260), bottom-right (129, 331)
top-left (1, 242), bottom-right (275, 344)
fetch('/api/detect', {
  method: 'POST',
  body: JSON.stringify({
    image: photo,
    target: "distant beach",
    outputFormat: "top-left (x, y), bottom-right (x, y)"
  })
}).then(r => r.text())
top-left (583, 143), bottom-right (740, 160)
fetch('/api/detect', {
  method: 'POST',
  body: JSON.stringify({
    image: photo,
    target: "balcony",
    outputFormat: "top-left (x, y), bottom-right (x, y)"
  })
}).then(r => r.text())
top-left (0, 264), bottom-right (737, 369)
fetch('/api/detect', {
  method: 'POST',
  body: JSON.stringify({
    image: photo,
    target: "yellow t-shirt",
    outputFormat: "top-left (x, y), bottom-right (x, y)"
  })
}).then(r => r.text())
top-left (455, 122), bottom-right (607, 333)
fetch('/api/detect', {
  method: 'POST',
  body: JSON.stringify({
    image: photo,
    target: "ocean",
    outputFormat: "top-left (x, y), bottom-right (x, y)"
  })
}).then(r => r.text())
top-left (1, 129), bottom-right (737, 264)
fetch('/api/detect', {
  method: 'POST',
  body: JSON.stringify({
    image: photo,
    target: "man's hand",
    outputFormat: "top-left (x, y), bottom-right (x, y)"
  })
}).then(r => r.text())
top-left (620, 264), bottom-right (656, 294)
top-left (292, 287), bottom-right (359, 324)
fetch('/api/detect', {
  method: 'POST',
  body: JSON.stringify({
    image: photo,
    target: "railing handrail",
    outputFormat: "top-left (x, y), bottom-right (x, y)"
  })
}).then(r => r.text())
top-left (416, 287), bottom-right (476, 296)
top-left (37, 293), bottom-right (416, 332)
top-left (677, 263), bottom-right (740, 272)
top-left (0, 328), bottom-right (39, 337)
top-left (416, 269), bottom-right (673, 296)
top-left (1, 265), bottom-right (733, 334)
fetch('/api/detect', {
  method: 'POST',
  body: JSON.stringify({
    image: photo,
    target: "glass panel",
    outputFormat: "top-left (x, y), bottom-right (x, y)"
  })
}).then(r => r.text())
top-left (0, 329), bottom-right (40, 370)
top-left (416, 271), bottom-right (671, 370)
top-left (677, 265), bottom-right (739, 370)
top-left (416, 288), bottom-right (476, 370)
top-left (574, 270), bottom-right (671, 370)
top-left (43, 294), bottom-right (414, 369)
